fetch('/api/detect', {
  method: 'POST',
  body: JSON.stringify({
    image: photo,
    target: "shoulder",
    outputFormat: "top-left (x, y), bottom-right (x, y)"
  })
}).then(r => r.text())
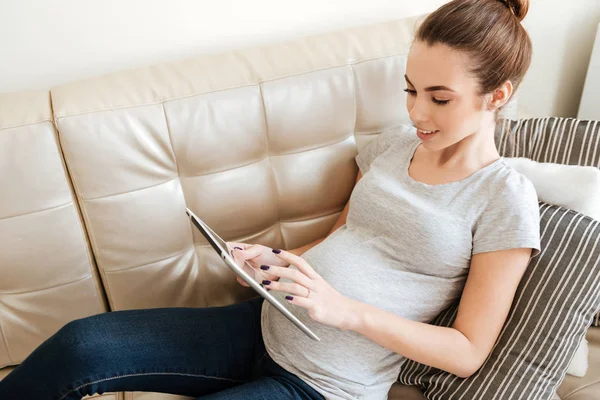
top-left (495, 161), bottom-right (538, 200)
top-left (473, 160), bottom-right (541, 256)
top-left (483, 160), bottom-right (539, 215)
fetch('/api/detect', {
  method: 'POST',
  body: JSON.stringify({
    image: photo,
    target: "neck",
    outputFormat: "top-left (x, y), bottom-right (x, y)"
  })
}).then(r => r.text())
top-left (424, 121), bottom-right (500, 171)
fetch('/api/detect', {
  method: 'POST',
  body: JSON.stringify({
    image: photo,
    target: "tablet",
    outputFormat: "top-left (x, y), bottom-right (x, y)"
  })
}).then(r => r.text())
top-left (185, 207), bottom-right (320, 341)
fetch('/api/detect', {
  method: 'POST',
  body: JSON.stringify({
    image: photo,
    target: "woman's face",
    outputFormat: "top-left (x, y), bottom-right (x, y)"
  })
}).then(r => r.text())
top-left (404, 40), bottom-right (496, 151)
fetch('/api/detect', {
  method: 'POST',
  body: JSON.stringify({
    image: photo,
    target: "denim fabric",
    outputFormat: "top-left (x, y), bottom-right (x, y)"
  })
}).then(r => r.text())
top-left (0, 297), bottom-right (324, 400)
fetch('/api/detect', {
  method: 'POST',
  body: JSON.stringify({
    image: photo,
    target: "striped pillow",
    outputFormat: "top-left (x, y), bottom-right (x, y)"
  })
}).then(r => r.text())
top-left (495, 117), bottom-right (600, 327)
top-left (495, 117), bottom-right (600, 167)
top-left (398, 203), bottom-right (600, 400)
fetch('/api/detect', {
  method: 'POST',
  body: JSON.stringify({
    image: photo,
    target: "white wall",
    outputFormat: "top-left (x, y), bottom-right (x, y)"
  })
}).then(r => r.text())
top-left (520, 0), bottom-right (600, 118)
top-left (578, 23), bottom-right (600, 120)
top-left (1, 0), bottom-right (599, 117)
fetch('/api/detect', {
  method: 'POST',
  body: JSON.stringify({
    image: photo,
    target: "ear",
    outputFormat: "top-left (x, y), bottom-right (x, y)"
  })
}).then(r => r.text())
top-left (487, 80), bottom-right (513, 111)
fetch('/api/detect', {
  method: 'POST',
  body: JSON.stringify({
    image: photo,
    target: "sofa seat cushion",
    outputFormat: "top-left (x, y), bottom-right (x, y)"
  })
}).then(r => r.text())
top-left (558, 327), bottom-right (600, 400)
top-left (0, 367), bottom-right (121, 399)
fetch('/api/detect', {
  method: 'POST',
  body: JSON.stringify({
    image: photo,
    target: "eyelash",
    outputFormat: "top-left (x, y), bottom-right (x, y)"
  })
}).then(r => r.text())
top-left (403, 88), bottom-right (450, 105)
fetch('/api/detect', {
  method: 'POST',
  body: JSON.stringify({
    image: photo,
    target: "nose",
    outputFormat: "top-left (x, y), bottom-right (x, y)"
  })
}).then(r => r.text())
top-left (408, 95), bottom-right (430, 125)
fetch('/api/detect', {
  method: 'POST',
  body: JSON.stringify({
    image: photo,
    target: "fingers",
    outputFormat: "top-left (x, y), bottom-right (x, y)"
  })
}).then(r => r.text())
top-left (226, 242), bottom-right (249, 251)
top-left (260, 264), bottom-right (312, 288)
top-left (227, 242), bottom-right (246, 259)
top-left (262, 280), bottom-right (309, 297)
top-left (252, 264), bottom-right (278, 282)
top-left (233, 244), bottom-right (263, 260)
top-left (284, 295), bottom-right (313, 309)
top-left (270, 249), bottom-right (319, 279)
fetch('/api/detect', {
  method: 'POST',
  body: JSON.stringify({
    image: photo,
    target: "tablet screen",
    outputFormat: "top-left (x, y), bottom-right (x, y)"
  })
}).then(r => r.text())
top-left (186, 208), bottom-right (270, 286)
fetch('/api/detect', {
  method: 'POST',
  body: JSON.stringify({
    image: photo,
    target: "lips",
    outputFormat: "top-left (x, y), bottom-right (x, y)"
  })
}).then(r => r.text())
top-left (416, 128), bottom-right (439, 141)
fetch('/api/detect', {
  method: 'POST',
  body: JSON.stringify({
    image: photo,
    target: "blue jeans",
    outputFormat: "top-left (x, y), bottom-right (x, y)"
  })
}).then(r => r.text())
top-left (0, 297), bottom-right (325, 400)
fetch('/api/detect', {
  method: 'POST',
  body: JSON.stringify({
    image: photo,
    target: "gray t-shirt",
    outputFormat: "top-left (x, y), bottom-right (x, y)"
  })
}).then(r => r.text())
top-left (261, 125), bottom-right (541, 400)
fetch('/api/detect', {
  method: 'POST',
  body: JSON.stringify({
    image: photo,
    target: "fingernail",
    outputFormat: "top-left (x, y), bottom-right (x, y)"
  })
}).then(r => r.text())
top-left (262, 280), bottom-right (271, 285)
top-left (234, 247), bottom-right (243, 250)
top-left (272, 249), bottom-right (281, 254)
top-left (260, 265), bottom-right (270, 270)
top-left (285, 296), bottom-right (294, 300)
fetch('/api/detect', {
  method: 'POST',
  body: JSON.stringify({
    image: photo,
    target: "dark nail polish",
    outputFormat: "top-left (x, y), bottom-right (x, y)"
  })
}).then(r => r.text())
top-left (285, 296), bottom-right (294, 300)
top-left (234, 247), bottom-right (242, 250)
top-left (262, 280), bottom-right (271, 285)
top-left (260, 265), bottom-right (270, 270)
top-left (272, 249), bottom-right (281, 254)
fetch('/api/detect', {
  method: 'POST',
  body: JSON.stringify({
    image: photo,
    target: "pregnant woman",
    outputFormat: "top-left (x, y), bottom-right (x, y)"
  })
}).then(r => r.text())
top-left (0, 0), bottom-right (540, 399)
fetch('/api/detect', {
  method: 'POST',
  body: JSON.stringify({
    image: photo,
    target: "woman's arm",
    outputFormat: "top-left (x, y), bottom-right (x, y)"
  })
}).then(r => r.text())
top-left (346, 247), bottom-right (532, 378)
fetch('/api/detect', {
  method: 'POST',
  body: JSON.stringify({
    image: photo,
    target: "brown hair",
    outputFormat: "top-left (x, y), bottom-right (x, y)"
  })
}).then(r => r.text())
top-left (415, 0), bottom-right (532, 108)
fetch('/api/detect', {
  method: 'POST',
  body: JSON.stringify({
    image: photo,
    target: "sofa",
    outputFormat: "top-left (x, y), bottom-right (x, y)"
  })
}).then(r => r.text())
top-left (0, 14), bottom-right (598, 400)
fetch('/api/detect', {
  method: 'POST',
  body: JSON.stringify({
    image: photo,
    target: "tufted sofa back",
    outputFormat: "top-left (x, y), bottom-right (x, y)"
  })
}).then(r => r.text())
top-left (48, 15), bottom-right (427, 312)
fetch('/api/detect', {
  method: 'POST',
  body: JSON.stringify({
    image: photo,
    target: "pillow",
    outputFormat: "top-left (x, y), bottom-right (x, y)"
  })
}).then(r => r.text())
top-left (566, 337), bottom-right (589, 377)
top-left (497, 117), bottom-right (600, 329)
top-left (398, 203), bottom-right (600, 400)
top-left (504, 157), bottom-right (600, 221)
top-left (503, 157), bottom-right (600, 376)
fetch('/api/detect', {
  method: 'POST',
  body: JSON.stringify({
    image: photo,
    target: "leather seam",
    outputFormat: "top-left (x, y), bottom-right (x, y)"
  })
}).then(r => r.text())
top-left (58, 371), bottom-right (245, 400)
top-left (0, 202), bottom-right (71, 222)
top-left (350, 64), bottom-right (358, 144)
top-left (160, 102), bottom-right (181, 177)
top-left (280, 133), bottom-right (354, 157)
top-left (257, 82), bottom-right (283, 247)
top-left (0, 118), bottom-right (53, 131)
top-left (283, 208), bottom-right (343, 224)
top-left (52, 112), bottom-right (114, 311)
top-left (229, 208), bottom-right (342, 243)
top-left (0, 273), bottom-right (92, 296)
top-left (84, 177), bottom-right (177, 202)
top-left (103, 248), bottom-right (190, 273)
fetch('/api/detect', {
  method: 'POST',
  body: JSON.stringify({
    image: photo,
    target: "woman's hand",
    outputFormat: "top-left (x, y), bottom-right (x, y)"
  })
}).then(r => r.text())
top-left (226, 242), bottom-right (289, 287)
top-left (262, 249), bottom-right (357, 331)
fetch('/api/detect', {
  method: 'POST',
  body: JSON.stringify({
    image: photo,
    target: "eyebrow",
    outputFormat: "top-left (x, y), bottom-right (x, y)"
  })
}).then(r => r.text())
top-left (404, 74), bottom-right (456, 92)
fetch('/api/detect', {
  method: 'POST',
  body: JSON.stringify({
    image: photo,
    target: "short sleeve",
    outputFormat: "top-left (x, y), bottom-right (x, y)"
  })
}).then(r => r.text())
top-left (355, 125), bottom-right (410, 174)
top-left (472, 172), bottom-right (541, 257)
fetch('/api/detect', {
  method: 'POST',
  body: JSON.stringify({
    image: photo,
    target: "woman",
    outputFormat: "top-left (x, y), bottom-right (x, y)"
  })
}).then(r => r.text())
top-left (0, 0), bottom-right (541, 399)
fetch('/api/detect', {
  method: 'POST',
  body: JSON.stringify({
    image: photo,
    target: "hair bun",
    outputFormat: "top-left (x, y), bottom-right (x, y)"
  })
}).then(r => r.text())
top-left (499, 0), bottom-right (529, 22)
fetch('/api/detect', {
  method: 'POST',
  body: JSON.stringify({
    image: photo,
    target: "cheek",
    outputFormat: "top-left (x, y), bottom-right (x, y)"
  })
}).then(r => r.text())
top-left (444, 105), bottom-right (484, 138)
top-left (433, 104), bottom-right (474, 140)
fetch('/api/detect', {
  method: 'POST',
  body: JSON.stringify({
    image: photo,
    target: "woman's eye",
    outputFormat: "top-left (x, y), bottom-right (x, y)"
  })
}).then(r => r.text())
top-left (404, 89), bottom-right (450, 106)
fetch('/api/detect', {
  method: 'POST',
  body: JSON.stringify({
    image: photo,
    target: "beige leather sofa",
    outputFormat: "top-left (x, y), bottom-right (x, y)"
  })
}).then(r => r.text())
top-left (0, 15), bottom-right (598, 400)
